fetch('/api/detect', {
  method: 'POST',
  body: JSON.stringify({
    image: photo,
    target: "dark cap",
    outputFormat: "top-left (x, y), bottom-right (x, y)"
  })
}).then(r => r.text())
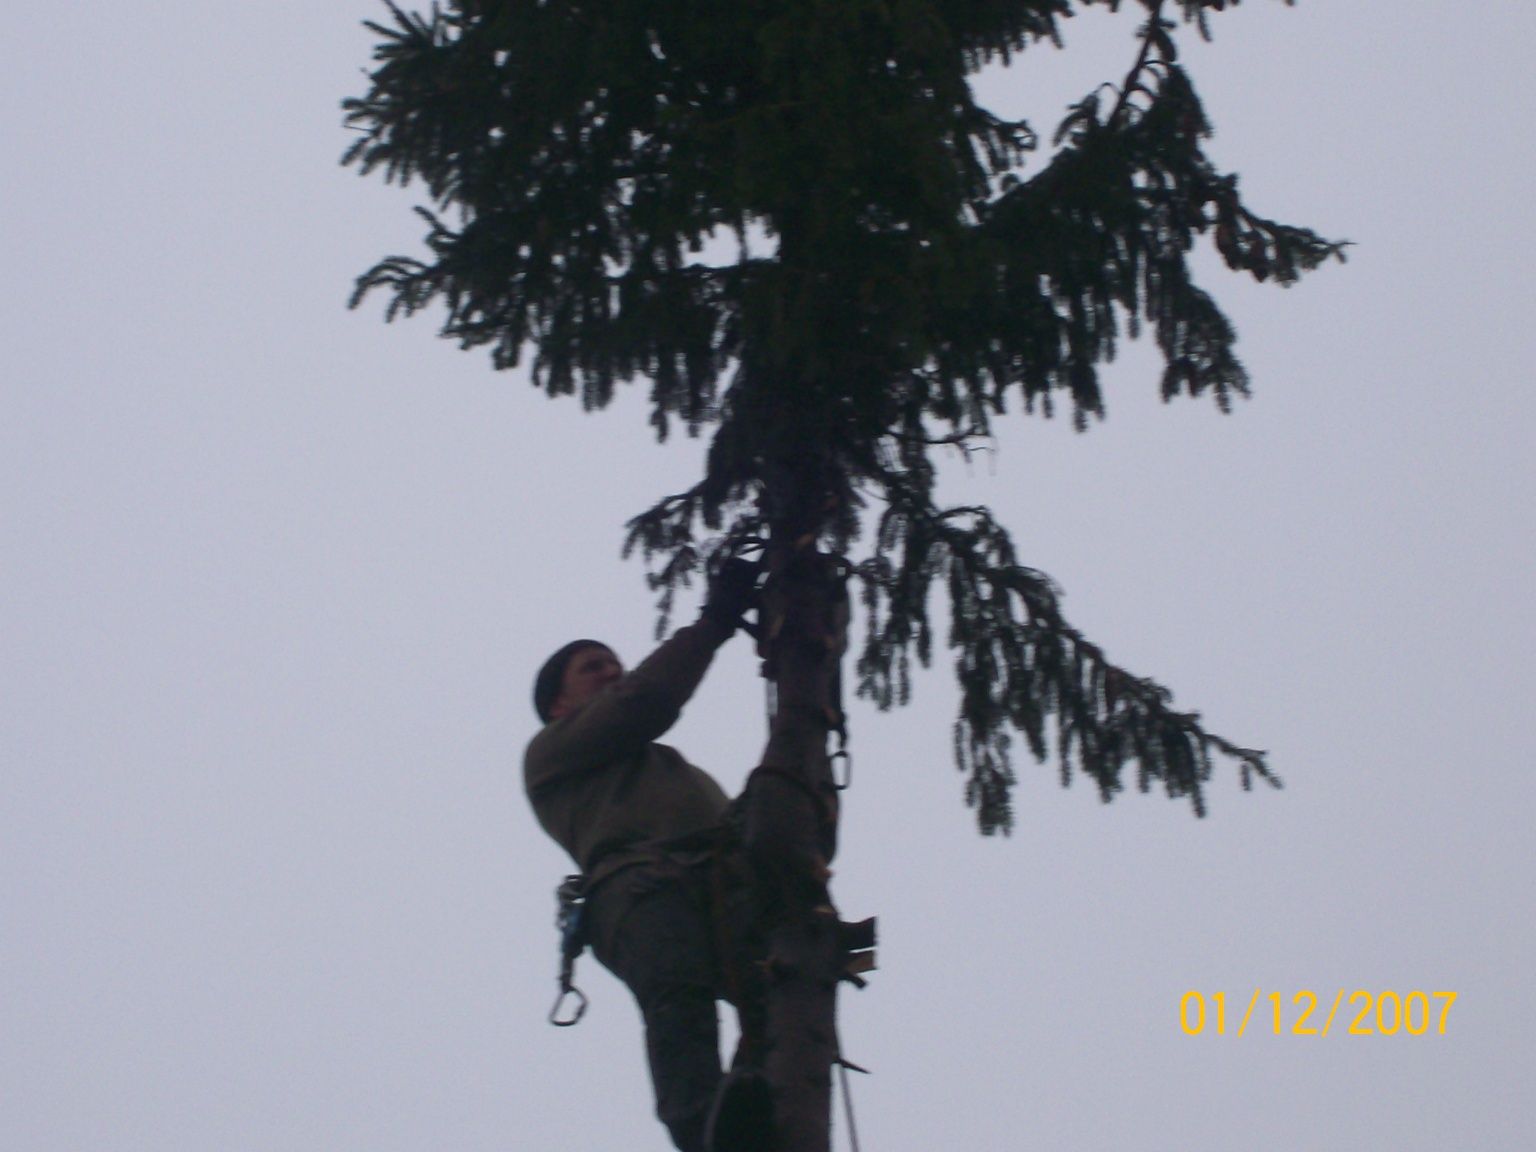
top-left (533, 639), bottom-right (611, 722)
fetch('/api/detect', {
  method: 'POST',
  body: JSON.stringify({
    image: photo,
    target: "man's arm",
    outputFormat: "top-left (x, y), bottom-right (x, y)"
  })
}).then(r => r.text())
top-left (525, 617), bottom-right (733, 794)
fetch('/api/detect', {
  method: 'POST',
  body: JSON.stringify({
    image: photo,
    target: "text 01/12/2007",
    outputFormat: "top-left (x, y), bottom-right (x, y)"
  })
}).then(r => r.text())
top-left (1179, 990), bottom-right (1458, 1037)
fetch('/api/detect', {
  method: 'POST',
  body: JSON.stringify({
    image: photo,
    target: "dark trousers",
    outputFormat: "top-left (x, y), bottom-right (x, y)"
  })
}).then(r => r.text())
top-left (588, 864), bottom-right (764, 1152)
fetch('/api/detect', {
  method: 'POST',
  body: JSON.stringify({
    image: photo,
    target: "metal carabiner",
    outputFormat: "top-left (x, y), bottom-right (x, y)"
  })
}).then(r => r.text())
top-left (548, 983), bottom-right (589, 1027)
top-left (831, 747), bottom-right (852, 791)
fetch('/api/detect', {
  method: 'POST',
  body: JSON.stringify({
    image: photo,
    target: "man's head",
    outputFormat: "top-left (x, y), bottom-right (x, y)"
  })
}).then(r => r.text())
top-left (533, 640), bottom-right (624, 722)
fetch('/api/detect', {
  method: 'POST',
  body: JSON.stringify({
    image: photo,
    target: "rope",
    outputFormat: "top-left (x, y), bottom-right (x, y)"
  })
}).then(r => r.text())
top-left (836, 1054), bottom-right (866, 1152)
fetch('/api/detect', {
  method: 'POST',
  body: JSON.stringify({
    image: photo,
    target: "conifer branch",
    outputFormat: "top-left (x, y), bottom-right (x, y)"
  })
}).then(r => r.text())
top-left (856, 460), bottom-right (1278, 833)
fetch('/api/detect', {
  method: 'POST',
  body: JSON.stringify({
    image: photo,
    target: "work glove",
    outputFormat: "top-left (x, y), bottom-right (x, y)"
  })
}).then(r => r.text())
top-left (701, 557), bottom-right (763, 634)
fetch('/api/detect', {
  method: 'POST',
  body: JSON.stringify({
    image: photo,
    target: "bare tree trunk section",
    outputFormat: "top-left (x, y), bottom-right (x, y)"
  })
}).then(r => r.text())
top-left (742, 532), bottom-right (849, 1152)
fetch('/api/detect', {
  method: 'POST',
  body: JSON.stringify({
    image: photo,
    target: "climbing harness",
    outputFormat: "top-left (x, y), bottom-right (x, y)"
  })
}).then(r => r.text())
top-left (547, 874), bottom-right (589, 1027)
top-left (546, 830), bottom-right (753, 1030)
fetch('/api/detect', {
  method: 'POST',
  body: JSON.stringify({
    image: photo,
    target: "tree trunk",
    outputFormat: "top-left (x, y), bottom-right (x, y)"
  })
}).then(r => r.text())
top-left (741, 511), bottom-right (851, 1152)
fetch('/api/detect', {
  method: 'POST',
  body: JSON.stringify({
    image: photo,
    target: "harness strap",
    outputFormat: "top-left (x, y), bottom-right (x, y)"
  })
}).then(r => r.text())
top-left (745, 763), bottom-right (839, 822)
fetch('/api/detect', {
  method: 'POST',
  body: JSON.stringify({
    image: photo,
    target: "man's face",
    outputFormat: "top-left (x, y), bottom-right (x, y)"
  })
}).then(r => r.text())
top-left (549, 644), bottom-right (623, 719)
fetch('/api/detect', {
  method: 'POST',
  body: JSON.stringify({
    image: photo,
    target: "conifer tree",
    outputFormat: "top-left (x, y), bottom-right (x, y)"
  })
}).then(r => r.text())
top-left (344, 2), bottom-right (1341, 1148)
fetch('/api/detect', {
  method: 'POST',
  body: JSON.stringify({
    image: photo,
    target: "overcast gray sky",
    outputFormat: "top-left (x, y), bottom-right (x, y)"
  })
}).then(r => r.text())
top-left (4, 3), bottom-right (1533, 1150)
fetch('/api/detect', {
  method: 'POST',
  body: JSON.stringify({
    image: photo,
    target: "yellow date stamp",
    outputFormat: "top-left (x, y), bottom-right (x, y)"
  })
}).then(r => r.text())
top-left (1179, 990), bottom-right (1458, 1037)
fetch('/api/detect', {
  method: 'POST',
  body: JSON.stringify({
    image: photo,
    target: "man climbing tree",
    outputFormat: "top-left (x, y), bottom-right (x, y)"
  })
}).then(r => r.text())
top-left (526, 561), bottom-right (776, 1152)
top-left (343, 2), bottom-right (1342, 1149)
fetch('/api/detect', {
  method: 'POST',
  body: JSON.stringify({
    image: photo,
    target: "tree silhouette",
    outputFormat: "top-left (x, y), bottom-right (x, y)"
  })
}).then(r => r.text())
top-left (344, 1), bottom-right (1342, 1147)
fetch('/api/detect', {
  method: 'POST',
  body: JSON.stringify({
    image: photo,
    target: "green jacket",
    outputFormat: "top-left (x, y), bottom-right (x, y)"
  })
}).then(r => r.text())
top-left (524, 619), bottom-right (733, 890)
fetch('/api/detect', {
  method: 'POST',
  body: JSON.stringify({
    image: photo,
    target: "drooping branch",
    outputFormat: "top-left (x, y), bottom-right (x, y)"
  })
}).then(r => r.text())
top-left (948, 19), bottom-right (1347, 427)
top-left (856, 459), bottom-right (1278, 833)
